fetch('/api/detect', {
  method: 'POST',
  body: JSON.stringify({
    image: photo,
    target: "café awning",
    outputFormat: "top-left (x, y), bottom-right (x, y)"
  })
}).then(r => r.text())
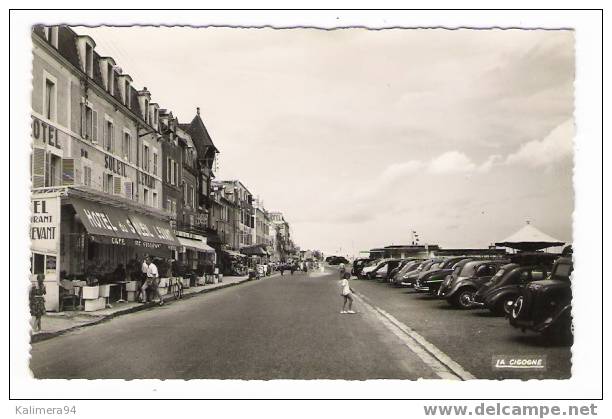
top-left (70, 197), bottom-right (141, 245)
top-left (70, 197), bottom-right (180, 249)
top-left (177, 236), bottom-right (215, 253)
top-left (240, 245), bottom-right (268, 257)
top-left (223, 249), bottom-right (244, 258)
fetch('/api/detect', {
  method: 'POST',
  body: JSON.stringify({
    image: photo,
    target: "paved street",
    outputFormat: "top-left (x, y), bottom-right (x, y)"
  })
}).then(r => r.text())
top-left (30, 265), bottom-right (571, 380)
top-left (30, 267), bottom-right (437, 380)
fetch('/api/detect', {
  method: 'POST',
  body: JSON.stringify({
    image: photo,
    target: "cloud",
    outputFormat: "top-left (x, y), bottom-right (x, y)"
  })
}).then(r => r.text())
top-left (428, 151), bottom-right (477, 174)
top-left (380, 160), bottom-right (425, 182)
top-left (505, 119), bottom-right (574, 168)
top-left (380, 151), bottom-right (500, 183)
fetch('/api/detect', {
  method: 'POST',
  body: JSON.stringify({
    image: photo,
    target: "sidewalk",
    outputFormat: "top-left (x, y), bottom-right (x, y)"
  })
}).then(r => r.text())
top-left (31, 273), bottom-right (276, 343)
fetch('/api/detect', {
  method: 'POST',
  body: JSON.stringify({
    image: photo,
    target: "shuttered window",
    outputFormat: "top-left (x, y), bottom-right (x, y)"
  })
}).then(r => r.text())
top-left (104, 119), bottom-right (114, 152)
top-left (61, 158), bottom-right (74, 185)
top-left (80, 101), bottom-right (98, 143)
top-left (113, 176), bottom-right (122, 195)
top-left (31, 148), bottom-right (46, 188)
top-left (83, 166), bottom-right (92, 186)
top-left (124, 181), bottom-right (133, 200)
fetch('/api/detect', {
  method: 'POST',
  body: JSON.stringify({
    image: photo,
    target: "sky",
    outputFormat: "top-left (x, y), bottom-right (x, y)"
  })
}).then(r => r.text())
top-left (75, 26), bottom-right (575, 257)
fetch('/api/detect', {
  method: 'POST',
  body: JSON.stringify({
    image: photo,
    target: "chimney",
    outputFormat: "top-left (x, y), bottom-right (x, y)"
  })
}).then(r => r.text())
top-left (197, 107), bottom-right (200, 116)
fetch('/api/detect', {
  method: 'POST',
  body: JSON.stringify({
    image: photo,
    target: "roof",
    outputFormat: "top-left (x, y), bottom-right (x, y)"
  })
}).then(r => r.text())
top-left (179, 109), bottom-right (219, 157)
top-left (496, 222), bottom-right (565, 251)
top-left (33, 25), bottom-right (145, 123)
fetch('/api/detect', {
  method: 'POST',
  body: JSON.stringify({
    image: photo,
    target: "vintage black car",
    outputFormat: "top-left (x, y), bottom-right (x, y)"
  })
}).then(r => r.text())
top-left (390, 259), bottom-right (423, 286)
top-left (402, 258), bottom-right (445, 287)
top-left (508, 256), bottom-right (573, 343)
top-left (413, 256), bottom-right (472, 294)
top-left (327, 256), bottom-right (349, 265)
top-left (371, 259), bottom-right (404, 281)
top-left (351, 258), bottom-right (373, 277)
top-left (439, 260), bottom-right (507, 308)
top-left (476, 264), bottom-right (552, 315)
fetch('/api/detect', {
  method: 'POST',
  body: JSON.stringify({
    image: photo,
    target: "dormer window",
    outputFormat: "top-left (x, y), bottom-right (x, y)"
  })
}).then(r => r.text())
top-left (125, 81), bottom-right (131, 107)
top-left (85, 43), bottom-right (93, 77)
top-left (143, 99), bottom-right (149, 123)
top-left (43, 26), bottom-right (58, 48)
top-left (107, 66), bottom-right (114, 95)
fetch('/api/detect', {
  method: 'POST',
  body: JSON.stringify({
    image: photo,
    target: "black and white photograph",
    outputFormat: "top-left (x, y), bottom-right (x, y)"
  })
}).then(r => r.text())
top-left (8, 6), bottom-right (604, 407)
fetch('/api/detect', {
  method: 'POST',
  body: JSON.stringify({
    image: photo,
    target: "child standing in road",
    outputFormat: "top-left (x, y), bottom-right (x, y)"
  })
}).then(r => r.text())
top-left (339, 272), bottom-right (355, 314)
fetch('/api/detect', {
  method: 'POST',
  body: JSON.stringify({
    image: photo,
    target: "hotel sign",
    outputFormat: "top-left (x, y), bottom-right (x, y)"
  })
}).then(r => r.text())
top-left (31, 194), bottom-right (61, 254)
top-left (31, 115), bottom-right (62, 149)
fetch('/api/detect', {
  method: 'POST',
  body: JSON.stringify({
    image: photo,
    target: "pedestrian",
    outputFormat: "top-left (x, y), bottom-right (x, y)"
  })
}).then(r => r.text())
top-left (280, 264), bottom-right (285, 276)
top-left (339, 272), bottom-right (355, 314)
top-left (290, 263), bottom-right (296, 275)
top-left (139, 255), bottom-right (149, 302)
top-left (29, 274), bottom-right (46, 332)
top-left (148, 257), bottom-right (164, 306)
top-left (339, 262), bottom-right (346, 279)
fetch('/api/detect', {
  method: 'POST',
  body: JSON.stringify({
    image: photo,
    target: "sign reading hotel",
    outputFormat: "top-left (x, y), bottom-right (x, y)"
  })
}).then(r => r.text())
top-left (30, 195), bottom-right (61, 254)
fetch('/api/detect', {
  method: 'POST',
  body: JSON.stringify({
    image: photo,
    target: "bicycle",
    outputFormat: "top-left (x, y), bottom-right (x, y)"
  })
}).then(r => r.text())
top-left (169, 277), bottom-right (184, 300)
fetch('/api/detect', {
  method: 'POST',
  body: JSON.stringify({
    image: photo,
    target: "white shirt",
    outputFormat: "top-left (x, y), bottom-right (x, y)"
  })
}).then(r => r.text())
top-left (340, 278), bottom-right (351, 296)
top-left (141, 261), bottom-right (148, 274)
top-left (146, 262), bottom-right (159, 278)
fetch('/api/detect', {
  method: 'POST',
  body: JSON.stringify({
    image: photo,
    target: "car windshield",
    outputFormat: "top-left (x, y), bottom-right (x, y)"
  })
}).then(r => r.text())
top-left (459, 263), bottom-right (479, 277)
top-left (553, 263), bottom-right (572, 278)
top-left (489, 268), bottom-right (507, 284)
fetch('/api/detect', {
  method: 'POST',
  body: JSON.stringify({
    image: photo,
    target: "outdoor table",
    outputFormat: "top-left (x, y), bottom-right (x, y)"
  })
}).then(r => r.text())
top-left (116, 281), bottom-right (127, 303)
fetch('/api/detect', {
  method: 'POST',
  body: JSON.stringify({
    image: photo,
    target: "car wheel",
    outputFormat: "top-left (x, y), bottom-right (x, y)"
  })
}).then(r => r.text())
top-left (454, 288), bottom-right (475, 309)
top-left (492, 297), bottom-right (514, 316)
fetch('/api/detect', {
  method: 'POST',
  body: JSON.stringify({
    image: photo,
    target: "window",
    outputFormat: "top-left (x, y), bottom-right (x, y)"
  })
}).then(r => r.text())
top-left (143, 145), bottom-right (150, 172)
top-left (107, 66), bottom-right (114, 95)
top-left (152, 192), bottom-right (158, 208)
top-left (80, 101), bottom-right (97, 142)
top-left (85, 43), bottom-right (93, 77)
top-left (104, 119), bottom-right (114, 152)
top-left (44, 77), bottom-right (56, 121)
top-left (166, 157), bottom-right (172, 183)
top-left (153, 152), bottom-right (158, 175)
top-left (43, 27), bottom-right (58, 48)
top-left (83, 166), bottom-right (92, 186)
top-left (123, 132), bottom-right (131, 162)
top-left (125, 81), bottom-right (131, 107)
top-left (143, 188), bottom-right (149, 206)
top-left (103, 173), bottom-right (113, 194)
top-left (173, 161), bottom-right (178, 185)
top-left (190, 186), bottom-right (195, 208)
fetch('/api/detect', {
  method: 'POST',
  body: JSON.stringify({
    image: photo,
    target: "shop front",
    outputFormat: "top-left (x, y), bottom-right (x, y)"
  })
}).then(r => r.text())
top-left (31, 190), bottom-right (181, 311)
top-left (175, 232), bottom-right (216, 285)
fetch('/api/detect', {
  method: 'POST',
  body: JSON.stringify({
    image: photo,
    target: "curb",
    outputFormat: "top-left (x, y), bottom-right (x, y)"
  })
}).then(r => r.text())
top-left (30, 275), bottom-right (275, 344)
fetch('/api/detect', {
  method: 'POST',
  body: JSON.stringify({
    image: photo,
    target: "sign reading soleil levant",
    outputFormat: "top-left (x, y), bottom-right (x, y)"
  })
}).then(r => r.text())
top-left (31, 194), bottom-right (61, 254)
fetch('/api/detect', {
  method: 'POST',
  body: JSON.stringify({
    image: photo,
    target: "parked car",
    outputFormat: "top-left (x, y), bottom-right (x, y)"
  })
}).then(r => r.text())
top-left (371, 259), bottom-right (404, 281)
top-left (508, 256), bottom-right (573, 343)
top-left (414, 257), bottom-right (472, 294)
top-left (327, 256), bottom-right (349, 265)
top-left (390, 259), bottom-right (423, 286)
top-left (364, 259), bottom-right (392, 280)
top-left (402, 258), bottom-right (445, 287)
top-left (475, 264), bottom-right (553, 315)
top-left (359, 259), bottom-right (383, 279)
top-left (387, 259), bottom-right (410, 282)
top-left (439, 260), bottom-right (508, 308)
top-left (351, 258), bottom-right (373, 277)
top-left (472, 253), bottom-right (558, 314)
